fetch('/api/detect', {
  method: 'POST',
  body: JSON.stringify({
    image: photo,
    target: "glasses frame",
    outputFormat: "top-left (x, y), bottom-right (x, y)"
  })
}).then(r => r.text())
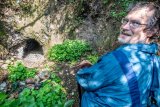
top-left (121, 18), bottom-right (148, 29)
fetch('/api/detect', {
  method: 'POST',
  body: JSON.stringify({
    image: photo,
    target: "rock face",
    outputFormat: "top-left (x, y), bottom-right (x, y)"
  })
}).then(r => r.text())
top-left (0, 45), bottom-right (9, 60)
top-left (0, 69), bottom-right (8, 83)
top-left (1, 0), bottom-right (120, 59)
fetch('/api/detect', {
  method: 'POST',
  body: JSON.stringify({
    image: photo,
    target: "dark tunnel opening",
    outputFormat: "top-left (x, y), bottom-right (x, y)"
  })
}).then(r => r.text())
top-left (23, 39), bottom-right (43, 58)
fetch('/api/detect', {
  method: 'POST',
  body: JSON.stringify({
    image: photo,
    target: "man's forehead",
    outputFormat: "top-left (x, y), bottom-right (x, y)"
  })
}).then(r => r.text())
top-left (126, 7), bottom-right (155, 21)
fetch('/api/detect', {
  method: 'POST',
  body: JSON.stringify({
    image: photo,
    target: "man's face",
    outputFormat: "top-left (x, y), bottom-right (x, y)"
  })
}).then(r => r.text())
top-left (118, 7), bottom-right (155, 44)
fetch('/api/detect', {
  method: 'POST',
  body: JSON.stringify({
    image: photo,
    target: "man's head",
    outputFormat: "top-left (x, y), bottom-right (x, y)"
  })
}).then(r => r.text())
top-left (118, 2), bottom-right (160, 44)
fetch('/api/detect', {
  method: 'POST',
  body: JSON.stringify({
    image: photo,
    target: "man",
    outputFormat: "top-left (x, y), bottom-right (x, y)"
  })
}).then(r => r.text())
top-left (76, 2), bottom-right (160, 107)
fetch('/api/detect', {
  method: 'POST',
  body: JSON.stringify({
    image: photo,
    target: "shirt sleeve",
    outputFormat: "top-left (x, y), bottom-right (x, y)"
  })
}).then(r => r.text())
top-left (76, 53), bottom-right (121, 91)
top-left (154, 56), bottom-right (160, 105)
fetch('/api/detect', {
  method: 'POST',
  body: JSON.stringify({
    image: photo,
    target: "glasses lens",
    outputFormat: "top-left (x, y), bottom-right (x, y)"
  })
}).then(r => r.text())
top-left (121, 18), bottom-right (147, 29)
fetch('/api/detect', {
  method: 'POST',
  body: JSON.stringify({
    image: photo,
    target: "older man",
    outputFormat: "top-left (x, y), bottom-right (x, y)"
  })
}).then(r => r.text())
top-left (76, 2), bottom-right (160, 107)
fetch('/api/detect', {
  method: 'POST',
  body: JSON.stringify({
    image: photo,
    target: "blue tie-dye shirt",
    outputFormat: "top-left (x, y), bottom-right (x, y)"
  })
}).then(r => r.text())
top-left (77, 43), bottom-right (160, 107)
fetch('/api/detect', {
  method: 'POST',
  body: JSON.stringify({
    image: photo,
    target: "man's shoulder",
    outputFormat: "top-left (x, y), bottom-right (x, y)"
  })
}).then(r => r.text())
top-left (94, 51), bottom-right (121, 67)
top-left (156, 55), bottom-right (160, 62)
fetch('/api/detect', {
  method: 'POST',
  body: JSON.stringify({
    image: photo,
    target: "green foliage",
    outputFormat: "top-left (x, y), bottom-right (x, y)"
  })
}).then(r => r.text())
top-left (109, 0), bottom-right (142, 20)
top-left (86, 54), bottom-right (99, 64)
top-left (16, 80), bottom-right (66, 107)
top-left (64, 99), bottom-right (75, 107)
top-left (50, 73), bottom-right (62, 83)
top-left (110, 10), bottom-right (126, 19)
top-left (0, 21), bottom-right (6, 37)
top-left (67, 0), bottom-right (77, 4)
top-left (109, 0), bottom-right (128, 20)
top-left (1, 72), bottom-right (74, 107)
top-left (0, 92), bottom-right (8, 105)
top-left (18, 1), bottom-right (37, 17)
top-left (102, 0), bottom-right (110, 5)
top-left (48, 40), bottom-right (91, 62)
top-left (0, 82), bottom-right (66, 107)
top-left (8, 62), bottom-right (37, 82)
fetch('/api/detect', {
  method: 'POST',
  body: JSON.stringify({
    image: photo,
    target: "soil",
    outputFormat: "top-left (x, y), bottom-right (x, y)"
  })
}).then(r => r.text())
top-left (53, 63), bottom-right (80, 107)
top-left (22, 53), bottom-right (81, 107)
top-left (1, 51), bottom-right (81, 107)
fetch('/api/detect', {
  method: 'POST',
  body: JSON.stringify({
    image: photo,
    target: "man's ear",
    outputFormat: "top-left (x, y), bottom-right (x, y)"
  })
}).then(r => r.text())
top-left (145, 28), bottom-right (158, 38)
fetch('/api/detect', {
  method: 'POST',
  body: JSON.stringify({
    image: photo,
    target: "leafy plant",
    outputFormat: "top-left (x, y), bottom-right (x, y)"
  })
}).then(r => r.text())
top-left (48, 40), bottom-right (91, 62)
top-left (109, 0), bottom-right (143, 20)
top-left (64, 99), bottom-right (75, 107)
top-left (16, 80), bottom-right (66, 107)
top-left (8, 62), bottom-right (37, 82)
top-left (86, 54), bottom-right (99, 64)
top-left (0, 92), bottom-right (8, 105)
top-left (50, 73), bottom-right (61, 83)
top-left (1, 73), bottom-right (74, 107)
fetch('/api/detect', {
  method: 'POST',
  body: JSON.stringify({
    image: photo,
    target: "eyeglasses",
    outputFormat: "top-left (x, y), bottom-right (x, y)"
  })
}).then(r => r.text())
top-left (121, 18), bottom-right (148, 29)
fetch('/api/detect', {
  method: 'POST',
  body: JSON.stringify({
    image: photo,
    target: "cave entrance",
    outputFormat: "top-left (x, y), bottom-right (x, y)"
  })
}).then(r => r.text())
top-left (23, 39), bottom-right (43, 58)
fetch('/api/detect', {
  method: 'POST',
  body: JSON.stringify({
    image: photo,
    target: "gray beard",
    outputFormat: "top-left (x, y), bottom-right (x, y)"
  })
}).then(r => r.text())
top-left (118, 37), bottom-right (127, 44)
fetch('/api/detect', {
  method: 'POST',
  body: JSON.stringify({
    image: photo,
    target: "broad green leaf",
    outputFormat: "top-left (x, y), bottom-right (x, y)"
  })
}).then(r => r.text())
top-left (64, 99), bottom-right (75, 107)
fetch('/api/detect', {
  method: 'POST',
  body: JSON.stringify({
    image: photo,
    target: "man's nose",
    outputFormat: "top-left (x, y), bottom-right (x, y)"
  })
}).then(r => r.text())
top-left (121, 22), bottom-right (130, 30)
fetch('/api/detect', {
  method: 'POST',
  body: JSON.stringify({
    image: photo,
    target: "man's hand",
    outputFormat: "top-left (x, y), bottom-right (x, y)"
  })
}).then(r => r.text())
top-left (76, 60), bottom-right (92, 69)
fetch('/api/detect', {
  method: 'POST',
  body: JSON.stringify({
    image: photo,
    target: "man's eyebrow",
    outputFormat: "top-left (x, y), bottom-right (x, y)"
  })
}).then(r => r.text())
top-left (124, 18), bottom-right (140, 23)
top-left (130, 19), bottom-right (140, 23)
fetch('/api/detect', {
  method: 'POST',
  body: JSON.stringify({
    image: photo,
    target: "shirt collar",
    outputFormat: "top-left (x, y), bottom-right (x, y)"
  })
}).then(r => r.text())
top-left (120, 43), bottom-right (158, 54)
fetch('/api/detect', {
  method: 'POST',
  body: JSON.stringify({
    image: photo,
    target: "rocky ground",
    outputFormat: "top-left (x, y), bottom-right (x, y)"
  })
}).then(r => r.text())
top-left (0, 52), bottom-right (80, 107)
